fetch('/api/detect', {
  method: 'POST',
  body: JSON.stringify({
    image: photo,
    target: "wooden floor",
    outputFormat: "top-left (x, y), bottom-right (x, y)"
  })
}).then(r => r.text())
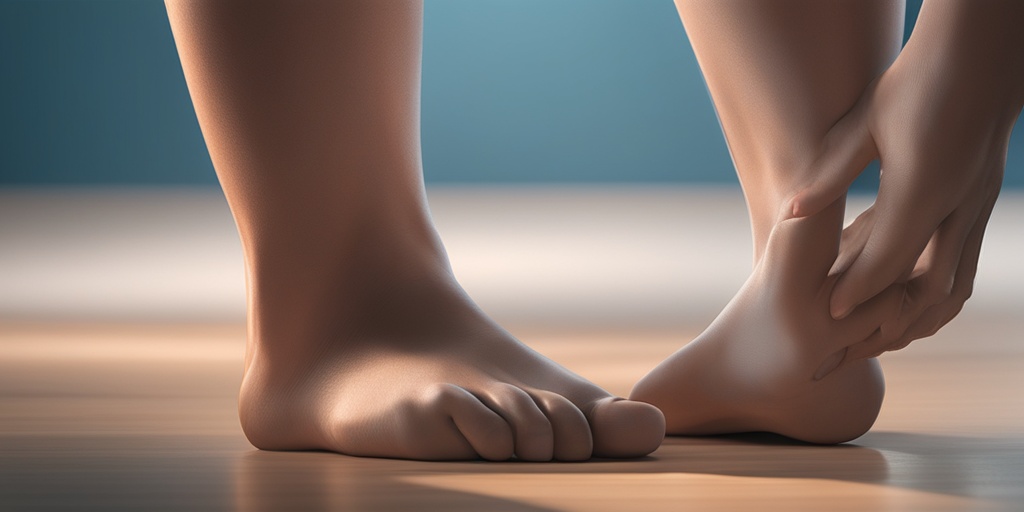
top-left (1, 314), bottom-right (1023, 512)
top-left (2, 187), bottom-right (1022, 510)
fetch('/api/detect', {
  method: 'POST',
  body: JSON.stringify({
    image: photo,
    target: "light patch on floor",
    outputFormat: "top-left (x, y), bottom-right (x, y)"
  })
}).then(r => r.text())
top-left (1, 187), bottom-right (1023, 511)
top-left (398, 473), bottom-right (996, 512)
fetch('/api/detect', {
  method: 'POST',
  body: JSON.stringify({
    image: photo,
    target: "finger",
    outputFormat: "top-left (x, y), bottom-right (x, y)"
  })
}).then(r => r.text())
top-left (788, 99), bottom-right (878, 218)
top-left (830, 205), bottom-right (874, 276)
top-left (889, 204), bottom-right (977, 338)
top-left (478, 383), bottom-right (554, 461)
top-left (845, 329), bottom-right (887, 362)
top-left (812, 280), bottom-right (904, 381)
top-left (886, 187), bottom-right (997, 351)
top-left (832, 281), bottom-right (905, 348)
top-left (909, 195), bottom-right (982, 306)
top-left (525, 389), bottom-right (593, 462)
top-left (829, 173), bottom-right (953, 319)
top-left (435, 384), bottom-right (514, 461)
top-left (887, 302), bottom-right (959, 353)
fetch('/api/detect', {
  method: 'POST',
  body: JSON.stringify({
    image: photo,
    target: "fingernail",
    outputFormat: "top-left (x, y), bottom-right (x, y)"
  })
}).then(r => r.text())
top-left (831, 301), bottom-right (852, 320)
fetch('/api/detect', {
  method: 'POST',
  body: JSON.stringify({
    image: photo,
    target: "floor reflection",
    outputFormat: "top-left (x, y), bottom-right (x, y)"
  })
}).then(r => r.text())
top-left (4, 319), bottom-right (1022, 511)
top-left (230, 431), bottom-right (1024, 511)
top-left (231, 435), bottom-right (893, 511)
top-left (860, 431), bottom-right (1024, 500)
top-left (233, 450), bottom-right (554, 512)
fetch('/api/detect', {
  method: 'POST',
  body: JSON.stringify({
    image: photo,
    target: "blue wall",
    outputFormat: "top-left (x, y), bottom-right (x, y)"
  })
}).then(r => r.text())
top-left (1, 0), bottom-right (1019, 187)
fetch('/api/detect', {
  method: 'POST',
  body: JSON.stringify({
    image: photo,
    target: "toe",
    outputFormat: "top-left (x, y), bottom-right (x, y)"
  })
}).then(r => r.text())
top-left (587, 397), bottom-right (665, 458)
top-left (432, 383), bottom-right (514, 461)
top-left (478, 383), bottom-right (555, 461)
top-left (525, 389), bottom-right (593, 462)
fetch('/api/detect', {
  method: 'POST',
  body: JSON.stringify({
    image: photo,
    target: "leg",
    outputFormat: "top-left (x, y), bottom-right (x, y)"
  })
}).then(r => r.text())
top-left (631, 0), bottom-right (905, 443)
top-left (164, 0), bottom-right (663, 461)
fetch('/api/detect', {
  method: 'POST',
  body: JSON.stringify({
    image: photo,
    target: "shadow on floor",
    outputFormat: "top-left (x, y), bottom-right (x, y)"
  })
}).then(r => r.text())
top-left (228, 430), bottom-right (1023, 510)
top-left (3, 431), bottom-right (1017, 511)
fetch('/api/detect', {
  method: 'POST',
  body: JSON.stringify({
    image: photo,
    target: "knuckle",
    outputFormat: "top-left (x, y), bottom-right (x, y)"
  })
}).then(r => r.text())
top-left (924, 315), bottom-right (952, 339)
top-left (500, 384), bottom-right (534, 407)
top-left (879, 335), bottom-right (902, 351)
top-left (492, 381), bottom-right (522, 397)
top-left (878, 320), bottom-right (902, 343)
top-left (545, 397), bottom-right (584, 424)
top-left (923, 289), bottom-right (952, 307)
top-left (420, 382), bottom-right (462, 408)
top-left (888, 344), bottom-right (909, 354)
top-left (537, 396), bottom-right (569, 419)
top-left (498, 386), bottom-right (550, 422)
top-left (950, 302), bottom-right (966, 318)
top-left (916, 279), bottom-right (953, 307)
top-left (891, 339), bottom-right (913, 352)
top-left (958, 285), bottom-right (974, 303)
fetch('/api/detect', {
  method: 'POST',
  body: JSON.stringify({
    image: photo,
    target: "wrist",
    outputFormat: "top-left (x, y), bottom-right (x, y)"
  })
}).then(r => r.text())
top-left (904, 0), bottom-right (1024, 109)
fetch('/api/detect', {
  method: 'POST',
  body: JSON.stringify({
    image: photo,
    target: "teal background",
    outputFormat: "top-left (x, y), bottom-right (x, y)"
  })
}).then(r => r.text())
top-left (1, 0), bottom-right (1018, 188)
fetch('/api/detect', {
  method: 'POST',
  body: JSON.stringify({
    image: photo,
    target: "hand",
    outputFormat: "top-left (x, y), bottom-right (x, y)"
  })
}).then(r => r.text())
top-left (785, 41), bottom-right (1016, 359)
top-left (831, 177), bottom-right (998, 361)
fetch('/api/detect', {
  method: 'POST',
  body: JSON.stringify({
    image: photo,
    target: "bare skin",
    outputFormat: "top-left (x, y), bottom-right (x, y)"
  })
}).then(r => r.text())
top-left (164, 0), bottom-right (664, 461)
top-left (789, 0), bottom-right (1024, 359)
top-left (631, 204), bottom-right (904, 443)
top-left (632, 0), bottom-right (906, 443)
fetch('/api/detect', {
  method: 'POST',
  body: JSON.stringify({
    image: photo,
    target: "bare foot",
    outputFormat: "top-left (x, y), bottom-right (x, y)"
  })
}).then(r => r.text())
top-left (238, 239), bottom-right (664, 461)
top-left (631, 208), bottom-right (903, 444)
top-left (163, 0), bottom-right (662, 463)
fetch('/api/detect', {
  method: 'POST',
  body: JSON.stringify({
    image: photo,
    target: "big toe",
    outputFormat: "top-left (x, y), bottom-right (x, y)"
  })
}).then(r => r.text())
top-left (628, 365), bottom-right (670, 407)
top-left (588, 397), bottom-right (665, 458)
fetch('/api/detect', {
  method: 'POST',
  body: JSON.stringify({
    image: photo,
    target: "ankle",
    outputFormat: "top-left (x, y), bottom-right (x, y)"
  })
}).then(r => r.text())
top-left (240, 209), bottom-right (462, 339)
top-left (245, 201), bottom-right (447, 274)
top-left (736, 145), bottom-right (836, 262)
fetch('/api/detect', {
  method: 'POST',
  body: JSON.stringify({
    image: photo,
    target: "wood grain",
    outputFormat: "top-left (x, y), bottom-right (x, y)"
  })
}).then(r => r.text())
top-left (1, 314), bottom-right (1021, 511)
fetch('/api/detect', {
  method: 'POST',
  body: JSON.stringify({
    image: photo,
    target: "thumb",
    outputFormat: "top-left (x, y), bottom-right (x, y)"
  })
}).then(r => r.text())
top-left (788, 101), bottom-right (878, 219)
